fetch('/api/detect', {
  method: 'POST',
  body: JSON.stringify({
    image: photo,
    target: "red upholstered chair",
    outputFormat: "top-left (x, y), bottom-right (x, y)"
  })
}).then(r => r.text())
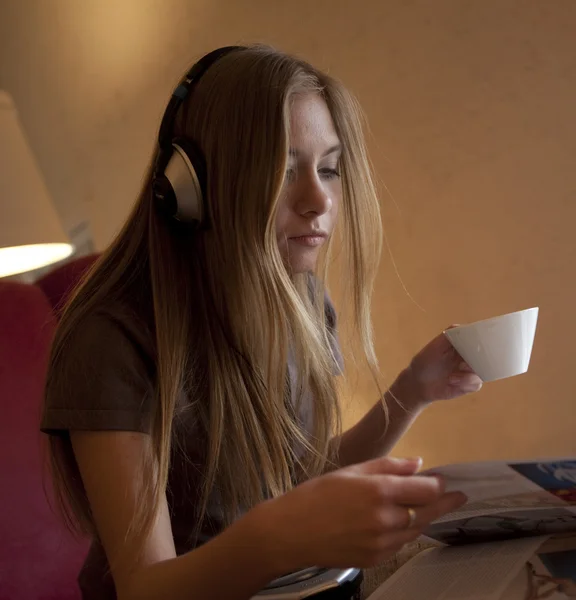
top-left (0, 274), bottom-right (90, 599)
top-left (36, 253), bottom-right (99, 316)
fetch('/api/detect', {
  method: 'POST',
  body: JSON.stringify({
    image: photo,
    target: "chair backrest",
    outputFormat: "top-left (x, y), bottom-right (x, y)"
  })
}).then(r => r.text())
top-left (0, 280), bottom-right (87, 600)
top-left (36, 254), bottom-right (99, 316)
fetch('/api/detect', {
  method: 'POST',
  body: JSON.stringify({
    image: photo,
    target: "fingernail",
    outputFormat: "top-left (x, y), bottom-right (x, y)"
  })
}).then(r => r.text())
top-left (449, 375), bottom-right (461, 385)
top-left (453, 491), bottom-right (468, 505)
top-left (406, 457), bottom-right (423, 470)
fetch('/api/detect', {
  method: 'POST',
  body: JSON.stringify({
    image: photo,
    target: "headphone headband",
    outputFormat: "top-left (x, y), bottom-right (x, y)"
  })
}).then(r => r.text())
top-left (157, 46), bottom-right (245, 154)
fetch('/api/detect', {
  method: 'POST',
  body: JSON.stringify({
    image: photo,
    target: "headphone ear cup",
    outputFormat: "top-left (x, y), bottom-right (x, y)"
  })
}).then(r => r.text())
top-left (152, 173), bottom-right (178, 218)
top-left (173, 137), bottom-right (207, 195)
top-left (164, 137), bottom-right (207, 225)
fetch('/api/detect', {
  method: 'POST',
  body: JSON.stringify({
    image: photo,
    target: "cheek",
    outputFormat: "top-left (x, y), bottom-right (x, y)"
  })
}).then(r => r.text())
top-left (328, 186), bottom-right (342, 229)
top-left (274, 197), bottom-right (291, 237)
top-left (333, 192), bottom-right (341, 218)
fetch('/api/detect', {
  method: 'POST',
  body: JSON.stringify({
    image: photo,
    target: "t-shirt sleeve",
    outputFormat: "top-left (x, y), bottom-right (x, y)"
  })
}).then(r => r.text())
top-left (324, 292), bottom-right (345, 375)
top-left (41, 312), bottom-right (155, 436)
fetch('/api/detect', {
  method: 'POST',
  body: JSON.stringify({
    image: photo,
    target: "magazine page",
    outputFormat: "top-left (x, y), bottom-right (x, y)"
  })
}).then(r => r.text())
top-left (420, 458), bottom-right (576, 544)
top-left (366, 536), bottom-right (547, 600)
top-left (525, 537), bottom-right (576, 599)
top-left (367, 536), bottom-right (576, 600)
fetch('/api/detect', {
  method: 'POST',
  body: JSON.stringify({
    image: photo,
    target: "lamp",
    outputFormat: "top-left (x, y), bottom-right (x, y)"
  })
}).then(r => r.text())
top-left (0, 91), bottom-right (73, 278)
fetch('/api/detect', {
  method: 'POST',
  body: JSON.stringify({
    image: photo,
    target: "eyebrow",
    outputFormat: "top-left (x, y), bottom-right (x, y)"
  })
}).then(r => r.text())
top-left (288, 143), bottom-right (342, 158)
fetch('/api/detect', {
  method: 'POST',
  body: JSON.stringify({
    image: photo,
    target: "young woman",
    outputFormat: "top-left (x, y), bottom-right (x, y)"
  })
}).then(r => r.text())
top-left (42, 45), bottom-right (482, 600)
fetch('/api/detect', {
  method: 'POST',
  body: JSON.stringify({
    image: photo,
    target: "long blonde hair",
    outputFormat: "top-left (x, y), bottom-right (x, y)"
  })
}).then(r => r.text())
top-left (45, 44), bottom-right (382, 551)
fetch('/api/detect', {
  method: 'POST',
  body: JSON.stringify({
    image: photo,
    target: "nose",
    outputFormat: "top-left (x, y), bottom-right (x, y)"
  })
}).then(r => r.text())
top-left (294, 174), bottom-right (333, 217)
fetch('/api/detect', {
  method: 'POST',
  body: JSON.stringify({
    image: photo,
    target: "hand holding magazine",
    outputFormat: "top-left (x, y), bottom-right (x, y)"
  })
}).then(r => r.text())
top-left (368, 458), bottom-right (576, 600)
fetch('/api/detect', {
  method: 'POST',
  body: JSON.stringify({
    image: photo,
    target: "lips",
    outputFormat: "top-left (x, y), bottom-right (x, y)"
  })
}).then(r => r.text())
top-left (289, 230), bottom-right (328, 239)
top-left (288, 232), bottom-right (328, 247)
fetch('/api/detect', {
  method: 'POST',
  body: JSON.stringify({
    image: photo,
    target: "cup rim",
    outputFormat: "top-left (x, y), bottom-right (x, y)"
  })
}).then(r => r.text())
top-left (443, 307), bottom-right (539, 335)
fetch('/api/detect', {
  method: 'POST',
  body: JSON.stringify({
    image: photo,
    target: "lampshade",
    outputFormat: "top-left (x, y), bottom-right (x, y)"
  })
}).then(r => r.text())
top-left (0, 91), bottom-right (73, 278)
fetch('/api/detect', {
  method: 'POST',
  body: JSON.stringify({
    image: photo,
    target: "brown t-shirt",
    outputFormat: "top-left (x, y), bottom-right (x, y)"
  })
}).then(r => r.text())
top-left (41, 296), bottom-right (343, 599)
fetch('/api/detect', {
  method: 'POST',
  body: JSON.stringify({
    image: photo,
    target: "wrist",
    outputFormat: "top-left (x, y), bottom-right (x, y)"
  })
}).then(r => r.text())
top-left (388, 368), bottom-right (430, 412)
top-left (216, 503), bottom-right (285, 590)
top-left (234, 499), bottom-right (296, 582)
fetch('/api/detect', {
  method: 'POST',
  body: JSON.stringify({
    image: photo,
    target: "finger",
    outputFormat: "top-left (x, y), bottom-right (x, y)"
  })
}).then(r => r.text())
top-left (458, 361), bottom-right (476, 373)
top-left (367, 493), bottom-right (467, 561)
top-left (378, 474), bottom-right (445, 506)
top-left (373, 503), bottom-right (429, 532)
top-left (409, 491), bottom-right (468, 528)
top-left (373, 526), bottom-right (423, 558)
top-left (429, 332), bottom-right (460, 354)
top-left (448, 373), bottom-right (484, 390)
top-left (356, 456), bottom-right (423, 477)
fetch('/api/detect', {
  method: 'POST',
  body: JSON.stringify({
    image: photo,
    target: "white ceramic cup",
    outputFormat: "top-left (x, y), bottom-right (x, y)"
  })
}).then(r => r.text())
top-left (443, 307), bottom-right (539, 382)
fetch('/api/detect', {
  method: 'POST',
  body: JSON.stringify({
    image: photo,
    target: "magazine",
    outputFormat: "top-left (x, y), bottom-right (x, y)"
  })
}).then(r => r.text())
top-left (368, 458), bottom-right (576, 599)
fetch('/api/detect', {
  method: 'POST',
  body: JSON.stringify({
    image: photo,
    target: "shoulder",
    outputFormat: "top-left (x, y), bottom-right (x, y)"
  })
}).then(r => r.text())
top-left (306, 273), bottom-right (338, 330)
top-left (306, 274), bottom-right (343, 373)
top-left (42, 303), bottom-right (157, 434)
top-left (323, 290), bottom-right (338, 332)
top-left (61, 303), bottom-right (155, 365)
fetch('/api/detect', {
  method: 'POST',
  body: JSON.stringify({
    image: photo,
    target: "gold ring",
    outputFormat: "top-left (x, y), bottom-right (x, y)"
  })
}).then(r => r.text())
top-left (406, 507), bottom-right (417, 529)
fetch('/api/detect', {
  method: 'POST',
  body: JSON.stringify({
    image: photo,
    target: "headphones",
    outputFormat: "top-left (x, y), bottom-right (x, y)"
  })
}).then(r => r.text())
top-left (152, 46), bottom-right (245, 227)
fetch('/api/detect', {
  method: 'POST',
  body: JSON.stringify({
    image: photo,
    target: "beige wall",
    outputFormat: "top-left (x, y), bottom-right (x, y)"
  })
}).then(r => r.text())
top-left (2, 0), bottom-right (575, 466)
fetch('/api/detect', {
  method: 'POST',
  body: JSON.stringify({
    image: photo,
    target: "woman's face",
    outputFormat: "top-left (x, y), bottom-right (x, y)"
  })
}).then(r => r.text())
top-left (275, 93), bottom-right (342, 273)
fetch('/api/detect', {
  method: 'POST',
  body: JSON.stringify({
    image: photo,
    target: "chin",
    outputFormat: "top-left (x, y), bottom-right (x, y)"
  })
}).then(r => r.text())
top-left (289, 264), bottom-right (314, 274)
top-left (285, 256), bottom-right (318, 274)
top-left (281, 247), bottom-right (321, 274)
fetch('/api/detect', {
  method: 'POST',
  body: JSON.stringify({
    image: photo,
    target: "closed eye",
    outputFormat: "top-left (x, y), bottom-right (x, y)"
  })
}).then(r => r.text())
top-left (319, 168), bottom-right (340, 180)
top-left (285, 168), bottom-right (296, 183)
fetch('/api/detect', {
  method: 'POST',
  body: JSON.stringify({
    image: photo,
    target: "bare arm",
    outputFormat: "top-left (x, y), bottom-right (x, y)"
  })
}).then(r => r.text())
top-left (333, 330), bottom-right (484, 467)
top-left (71, 430), bottom-right (467, 599)
top-left (332, 370), bottom-right (426, 467)
top-left (71, 431), bottom-right (280, 600)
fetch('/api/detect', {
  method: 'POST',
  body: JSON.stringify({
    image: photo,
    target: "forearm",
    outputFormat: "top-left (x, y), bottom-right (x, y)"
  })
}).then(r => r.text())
top-left (333, 370), bottom-right (426, 467)
top-left (121, 513), bottom-right (279, 600)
